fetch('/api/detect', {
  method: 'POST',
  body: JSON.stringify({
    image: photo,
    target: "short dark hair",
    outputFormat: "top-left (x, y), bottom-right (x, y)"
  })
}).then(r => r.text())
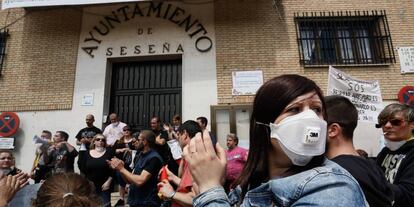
top-left (151, 117), bottom-right (161, 123)
top-left (173, 114), bottom-right (181, 122)
top-left (57, 131), bottom-right (69, 141)
top-left (196, 117), bottom-right (208, 126)
top-left (132, 132), bottom-right (140, 139)
top-left (356, 149), bottom-right (368, 158)
top-left (178, 120), bottom-right (202, 138)
top-left (324, 95), bottom-right (358, 139)
top-left (42, 130), bottom-right (52, 137)
top-left (140, 130), bottom-right (156, 148)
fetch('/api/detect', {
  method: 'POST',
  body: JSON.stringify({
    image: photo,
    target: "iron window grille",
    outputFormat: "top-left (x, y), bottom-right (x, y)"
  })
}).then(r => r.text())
top-left (0, 29), bottom-right (9, 76)
top-left (295, 11), bottom-right (395, 66)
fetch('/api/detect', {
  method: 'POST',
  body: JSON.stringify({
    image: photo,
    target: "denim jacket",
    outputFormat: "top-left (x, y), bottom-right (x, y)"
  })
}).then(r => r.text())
top-left (193, 158), bottom-right (368, 207)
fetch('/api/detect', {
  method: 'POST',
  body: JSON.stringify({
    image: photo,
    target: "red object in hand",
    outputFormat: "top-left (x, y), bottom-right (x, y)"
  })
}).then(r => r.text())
top-left (160, 166), bottom-right (168, 181)
top-left (158, 166), bottom-right (168, 191)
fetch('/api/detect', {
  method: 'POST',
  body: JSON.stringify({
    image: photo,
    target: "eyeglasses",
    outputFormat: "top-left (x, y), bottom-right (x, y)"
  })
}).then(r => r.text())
top-left (123, 129), bottom-right (130, 131)
top-left (375, 118), bottom-right (404, 128)
top-left (95, 138), bottom-right (106, 142)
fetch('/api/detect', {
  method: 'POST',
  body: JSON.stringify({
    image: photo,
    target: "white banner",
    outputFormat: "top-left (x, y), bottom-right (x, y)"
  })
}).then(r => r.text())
top-left (2, 0), bottom-right (147, 9)
top-left (232, 70), bottom-right (263, 96)
top-left (327, 66), bottom-right (383, 123)
top-left (397, 47), bottom-right (414, 74)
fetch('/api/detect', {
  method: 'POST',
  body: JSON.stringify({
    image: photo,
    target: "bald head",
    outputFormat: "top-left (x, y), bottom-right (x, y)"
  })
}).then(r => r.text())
top-left (86, 114), bottom-right (95, 127)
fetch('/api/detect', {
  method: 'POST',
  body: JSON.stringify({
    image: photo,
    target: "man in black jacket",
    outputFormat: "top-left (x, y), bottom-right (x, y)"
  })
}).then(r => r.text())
top-left (376, 103), bottom-right (414, 207)
top-left (325, 95), bottom-right (394, 207)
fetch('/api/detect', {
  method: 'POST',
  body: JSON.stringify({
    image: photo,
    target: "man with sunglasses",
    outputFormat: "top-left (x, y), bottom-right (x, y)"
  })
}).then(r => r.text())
top-left (376, 103), bottom-right (414, 207)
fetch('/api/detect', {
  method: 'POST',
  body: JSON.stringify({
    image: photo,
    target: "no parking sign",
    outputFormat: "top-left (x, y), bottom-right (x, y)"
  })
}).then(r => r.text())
top-left (398, 86), bottom-right (414, 108)
top-left (0, 112), bottom-right (20, 137)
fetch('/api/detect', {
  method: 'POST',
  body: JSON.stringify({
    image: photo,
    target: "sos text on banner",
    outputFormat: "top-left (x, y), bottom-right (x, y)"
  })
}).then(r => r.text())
top-left (327, 66), bottom-right (383, 123)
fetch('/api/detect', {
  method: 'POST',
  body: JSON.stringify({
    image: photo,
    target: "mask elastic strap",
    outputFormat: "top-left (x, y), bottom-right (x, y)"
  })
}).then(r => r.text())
top-left (255, 122), bottom-right (269, 127)
top-left (255, 121), bottom-right (272, 138)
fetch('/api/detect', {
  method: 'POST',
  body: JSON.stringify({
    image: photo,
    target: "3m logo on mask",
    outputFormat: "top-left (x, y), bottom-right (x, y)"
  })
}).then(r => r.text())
top-left (303, 127), bottom-right (321, 144)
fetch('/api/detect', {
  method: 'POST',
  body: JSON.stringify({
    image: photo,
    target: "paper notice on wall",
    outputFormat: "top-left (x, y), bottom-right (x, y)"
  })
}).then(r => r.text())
top-left (232, 70), bottom-right (263, 95)
top-left (0, 137), bottom-right (14, 149)
top-left (81, 94), bottom-right (94, 106)
top-left (327, 66), bottom-right (383, 123)
top-left (167, 139), bottom-right (182, 160)
top-left (397, 47), bottom-right (414, 74)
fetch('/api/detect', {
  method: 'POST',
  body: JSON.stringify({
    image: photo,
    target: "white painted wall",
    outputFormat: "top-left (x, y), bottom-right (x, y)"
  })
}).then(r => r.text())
top-left (12, 2), bottom-right (217, 172)
top-left (76, 2), bottom-right (217, 123)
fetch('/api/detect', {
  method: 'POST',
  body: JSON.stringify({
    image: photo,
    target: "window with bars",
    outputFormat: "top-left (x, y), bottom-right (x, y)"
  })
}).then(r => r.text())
top-left (0, 29), bottom-right (8, 76)
top-left (295, 11), bottom-right (395, 66)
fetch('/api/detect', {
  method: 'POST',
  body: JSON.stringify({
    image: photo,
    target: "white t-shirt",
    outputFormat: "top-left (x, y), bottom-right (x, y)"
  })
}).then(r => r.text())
top-left (102, 122), bottom-right (127, 146)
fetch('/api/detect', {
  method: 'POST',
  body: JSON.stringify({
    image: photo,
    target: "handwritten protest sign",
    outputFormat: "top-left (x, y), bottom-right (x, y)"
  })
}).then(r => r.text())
top-left (327, 66), bottom-right (383, 123)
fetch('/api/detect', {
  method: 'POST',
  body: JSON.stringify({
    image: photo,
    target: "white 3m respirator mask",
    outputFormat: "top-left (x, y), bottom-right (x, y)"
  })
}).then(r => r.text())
top-left (269, 110), bottom-right (327, 166)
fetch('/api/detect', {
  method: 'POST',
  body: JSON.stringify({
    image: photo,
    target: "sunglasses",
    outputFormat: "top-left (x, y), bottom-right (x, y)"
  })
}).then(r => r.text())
top-left (95, 138), bottom-right (106, 142)
top-left (123, 129), bottom-right (130, 131)
top-left (375, 118), bottom-right (404, 128)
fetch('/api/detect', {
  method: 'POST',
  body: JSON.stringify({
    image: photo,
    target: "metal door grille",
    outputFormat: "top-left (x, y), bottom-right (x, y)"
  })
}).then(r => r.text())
top-left (110, 59), bottom-right (182, 131)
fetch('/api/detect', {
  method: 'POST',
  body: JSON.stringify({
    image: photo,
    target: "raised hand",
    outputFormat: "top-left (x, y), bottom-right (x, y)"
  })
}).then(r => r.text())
top-left (0, 172), bottom-right (29, 207)
top-left (107, 158), bottom-right (125, 171)
top-left (183, 130), bottom-right (227, 194)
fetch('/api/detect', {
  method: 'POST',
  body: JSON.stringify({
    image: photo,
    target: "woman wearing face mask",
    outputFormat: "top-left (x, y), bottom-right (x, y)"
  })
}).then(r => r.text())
top-left (81, 134), bottom-right (115, 207)
top-left (375, 103), bottom-right (414, 207)
top-left (183, 74), bottom-right (367, 206)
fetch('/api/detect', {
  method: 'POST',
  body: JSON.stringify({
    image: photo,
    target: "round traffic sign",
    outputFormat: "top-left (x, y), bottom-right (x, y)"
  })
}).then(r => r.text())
top-left (398, 86), bottom-right (414, 108)
top-left (0, 112), bottom-right (20, 137)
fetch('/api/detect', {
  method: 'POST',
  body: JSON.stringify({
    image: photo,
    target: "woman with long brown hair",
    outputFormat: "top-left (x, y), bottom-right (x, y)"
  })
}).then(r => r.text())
top-left (184, 74), bottom-right (368, 206)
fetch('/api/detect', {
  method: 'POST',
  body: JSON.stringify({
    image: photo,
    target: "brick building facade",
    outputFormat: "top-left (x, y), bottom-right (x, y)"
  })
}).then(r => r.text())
top-left (0, 0), bottom-right (412, 171)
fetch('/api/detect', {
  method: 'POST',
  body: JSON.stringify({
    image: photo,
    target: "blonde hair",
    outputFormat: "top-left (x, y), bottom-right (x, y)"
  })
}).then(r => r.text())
top-left (88, 134), bottom-right (106, 150)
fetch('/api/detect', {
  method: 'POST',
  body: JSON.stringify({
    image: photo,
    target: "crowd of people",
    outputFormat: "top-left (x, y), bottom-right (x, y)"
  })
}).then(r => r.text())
top-left (0, 74), bottom-right (413, 207)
